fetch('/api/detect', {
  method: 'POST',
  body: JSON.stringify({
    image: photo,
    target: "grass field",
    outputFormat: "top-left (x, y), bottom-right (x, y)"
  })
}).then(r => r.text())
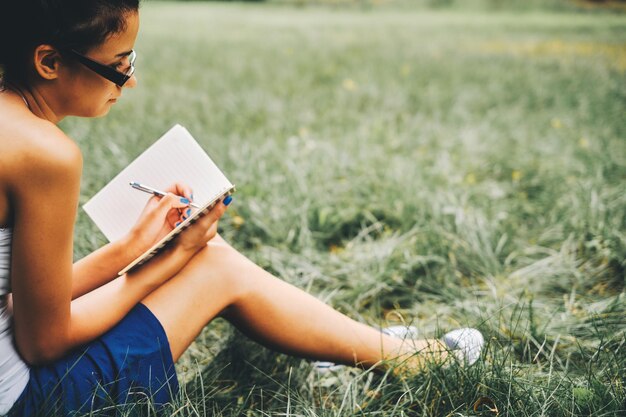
top-left (62, 1), bottom-right (625, 415)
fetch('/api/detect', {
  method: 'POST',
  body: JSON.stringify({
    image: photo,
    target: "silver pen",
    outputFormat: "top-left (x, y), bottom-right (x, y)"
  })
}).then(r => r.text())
top-left (130, 181), bottom-right (201, 209)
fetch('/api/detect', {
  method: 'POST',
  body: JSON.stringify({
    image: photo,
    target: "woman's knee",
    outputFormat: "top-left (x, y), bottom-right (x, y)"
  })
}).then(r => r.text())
top-left (183, 238), bottom-right (257, 302)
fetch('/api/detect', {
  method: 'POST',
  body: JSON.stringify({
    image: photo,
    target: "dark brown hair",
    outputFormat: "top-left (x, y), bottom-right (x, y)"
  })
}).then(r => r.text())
top-left (0, 0), bottom-right (140, 82)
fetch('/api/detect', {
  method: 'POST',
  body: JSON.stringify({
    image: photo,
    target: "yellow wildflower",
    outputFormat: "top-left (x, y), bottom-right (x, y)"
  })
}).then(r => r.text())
top-left (400, 64), bottom-right (411, 77)
top-left (579, 137), bottom-right (590, 149)
top-left (342, 78), bottom-right (358, 91)
top-left (231, 216), bottom-right (245, 228)
top-left (329, 244), bottom-right (344, 254)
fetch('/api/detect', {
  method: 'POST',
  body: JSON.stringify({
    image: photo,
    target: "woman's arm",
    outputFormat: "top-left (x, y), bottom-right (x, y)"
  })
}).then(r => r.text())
top-left (68, 188), bottom-right (226, 349)
top-left (71, 183), bottom-right (194, 299)
top-left (67, 241), bottom-right (199, 348)
top-left (10, 133), bottom-right (82, 365)
top-left (71, 239), bottom-right (139, 299)
top-left (66, 199), bottom-right (227, 360)
top-left (10, 129), bottom-right (226, 365)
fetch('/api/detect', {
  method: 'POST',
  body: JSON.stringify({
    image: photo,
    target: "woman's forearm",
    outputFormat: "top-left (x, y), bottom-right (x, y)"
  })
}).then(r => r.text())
top-left (68, 243), bottom-right (196, 347)
top-left (71, 236), bottom-right (143, 299)
top-left (70, 190), bottom-right (225, 300)
top-left (24, 243), bottom-right (197, 365)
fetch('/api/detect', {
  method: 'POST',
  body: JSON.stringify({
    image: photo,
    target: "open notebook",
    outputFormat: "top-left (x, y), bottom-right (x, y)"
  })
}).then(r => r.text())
top-left (83, 124), bottom-right (235, 275)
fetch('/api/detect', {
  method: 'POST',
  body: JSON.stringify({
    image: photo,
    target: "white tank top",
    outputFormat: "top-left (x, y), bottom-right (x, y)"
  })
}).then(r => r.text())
top-left (0, 228), bottom-right (30, 414)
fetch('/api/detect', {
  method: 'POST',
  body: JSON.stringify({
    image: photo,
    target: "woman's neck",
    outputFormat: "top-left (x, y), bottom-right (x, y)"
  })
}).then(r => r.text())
top-left (0, 79), bottom-right (63, 124)
top-left (1, 81), bottom-right (29, 109)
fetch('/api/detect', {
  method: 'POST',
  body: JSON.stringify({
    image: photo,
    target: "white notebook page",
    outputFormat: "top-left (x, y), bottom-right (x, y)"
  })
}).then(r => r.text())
top-left (83, 124), bottom-right (233, 242)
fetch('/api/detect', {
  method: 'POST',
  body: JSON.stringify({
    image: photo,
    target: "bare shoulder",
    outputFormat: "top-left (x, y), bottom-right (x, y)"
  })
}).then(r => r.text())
top-left (0, 114), bottom-right (83, 185)
top-left (0, 99), bottom-right (83, 225)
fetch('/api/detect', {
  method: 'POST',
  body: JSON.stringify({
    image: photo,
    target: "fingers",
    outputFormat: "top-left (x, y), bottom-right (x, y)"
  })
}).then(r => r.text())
top-left (162, 183), bottom-right (194, 226)
top-left (155, 192), bottom-right (190, 222)
top-left (174, 195), bottom-right (233, 250)
top-left (176, 206), bottom-right (193, 226)
top-left (165, 182), bottom-right (194, 202)
top-left (205, 196), bottom-right (229, 222)
top-left (185, 195), bottom-right (231, 232)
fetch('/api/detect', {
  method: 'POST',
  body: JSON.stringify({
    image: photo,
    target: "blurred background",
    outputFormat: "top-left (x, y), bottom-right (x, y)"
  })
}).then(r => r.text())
top-left (65, 0), bottom-right (625, 415)
top-left (161, 0), bottom-right (626, 11)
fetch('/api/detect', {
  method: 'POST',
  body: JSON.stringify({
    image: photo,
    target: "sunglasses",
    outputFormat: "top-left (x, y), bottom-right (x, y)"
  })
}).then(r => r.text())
top-left (63, 49), bottom-right (136, 87)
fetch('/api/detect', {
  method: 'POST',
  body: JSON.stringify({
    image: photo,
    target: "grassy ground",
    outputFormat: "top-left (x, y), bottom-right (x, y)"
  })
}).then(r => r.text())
top-left (63, 2), bottom-right (625, 415)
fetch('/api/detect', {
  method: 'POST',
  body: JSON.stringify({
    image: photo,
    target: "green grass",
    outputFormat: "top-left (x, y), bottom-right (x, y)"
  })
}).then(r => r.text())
top-left (63, 2), bottom-right (625, 415)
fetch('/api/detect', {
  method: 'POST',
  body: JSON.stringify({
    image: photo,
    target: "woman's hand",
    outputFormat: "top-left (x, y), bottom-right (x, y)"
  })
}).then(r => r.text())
top-left (174, 195), bottom-right (231, 253)
top-left (123, 183), bottom-right (194, 258)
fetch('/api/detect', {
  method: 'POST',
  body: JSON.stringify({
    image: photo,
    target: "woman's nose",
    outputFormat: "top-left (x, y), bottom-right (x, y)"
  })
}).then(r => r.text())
top-left (125, 73), bottom-right (138, 89)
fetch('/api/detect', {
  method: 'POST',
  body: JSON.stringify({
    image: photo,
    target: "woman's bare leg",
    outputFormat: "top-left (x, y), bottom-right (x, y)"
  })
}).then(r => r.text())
top-left (141, 236), bottom-right (447, 371)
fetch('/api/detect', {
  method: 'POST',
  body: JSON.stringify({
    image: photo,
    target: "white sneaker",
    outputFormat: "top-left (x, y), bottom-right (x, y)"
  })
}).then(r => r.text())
top-left (442, 328), bottom-right (484, 366)
top-left (382, 325), bottom-right (419, 340)
top-left (384, 326), bottom-right (484, 367)
top-left (312, 361), bottom-right (345, 373)
top-left (313, 326), bottom-right (418, 373)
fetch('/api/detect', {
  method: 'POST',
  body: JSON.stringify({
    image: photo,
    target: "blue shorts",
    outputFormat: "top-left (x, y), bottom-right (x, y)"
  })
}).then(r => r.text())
top-left (9, 303), bottom-right (179, 416)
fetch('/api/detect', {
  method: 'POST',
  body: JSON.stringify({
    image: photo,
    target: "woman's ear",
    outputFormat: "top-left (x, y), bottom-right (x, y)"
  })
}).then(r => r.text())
top-left (32, 45), bottom-right (62, 81)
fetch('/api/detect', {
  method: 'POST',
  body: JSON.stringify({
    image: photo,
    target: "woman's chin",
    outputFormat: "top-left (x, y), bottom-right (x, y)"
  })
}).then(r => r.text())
top-left (92, 102), bottom-right (115, 118)
top-left (72, 105), bottom-right (112, 118)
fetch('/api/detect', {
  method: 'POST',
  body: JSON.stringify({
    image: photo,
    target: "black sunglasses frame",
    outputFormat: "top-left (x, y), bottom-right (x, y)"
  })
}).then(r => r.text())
top-left (62, 49), bottom-right (136, 87)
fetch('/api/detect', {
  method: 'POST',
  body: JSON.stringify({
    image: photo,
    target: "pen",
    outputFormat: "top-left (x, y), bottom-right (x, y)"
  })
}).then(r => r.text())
top-left (130, 181), bottom-right (201, 209)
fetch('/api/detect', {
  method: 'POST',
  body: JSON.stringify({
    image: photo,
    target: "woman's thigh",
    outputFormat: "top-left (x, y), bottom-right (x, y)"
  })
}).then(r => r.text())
top-left (141, 235), bottom-right (255, 362)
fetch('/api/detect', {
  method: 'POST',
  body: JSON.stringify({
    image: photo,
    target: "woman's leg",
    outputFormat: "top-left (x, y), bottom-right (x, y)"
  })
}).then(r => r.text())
top-left (141, 235), bottom-right (447, 371)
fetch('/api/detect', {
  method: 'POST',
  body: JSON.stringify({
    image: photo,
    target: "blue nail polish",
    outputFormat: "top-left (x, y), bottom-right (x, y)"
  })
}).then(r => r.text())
top-left (175, 221), bottom-right (181, 227)
top-left (186, 208), bottom-right (191, 216)
top-left (180, 197), bottom-right (190, 204)
top-left (190, 193), bottom-right (194, 201)
top-left (223, 195), bottom-right (232, 206)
